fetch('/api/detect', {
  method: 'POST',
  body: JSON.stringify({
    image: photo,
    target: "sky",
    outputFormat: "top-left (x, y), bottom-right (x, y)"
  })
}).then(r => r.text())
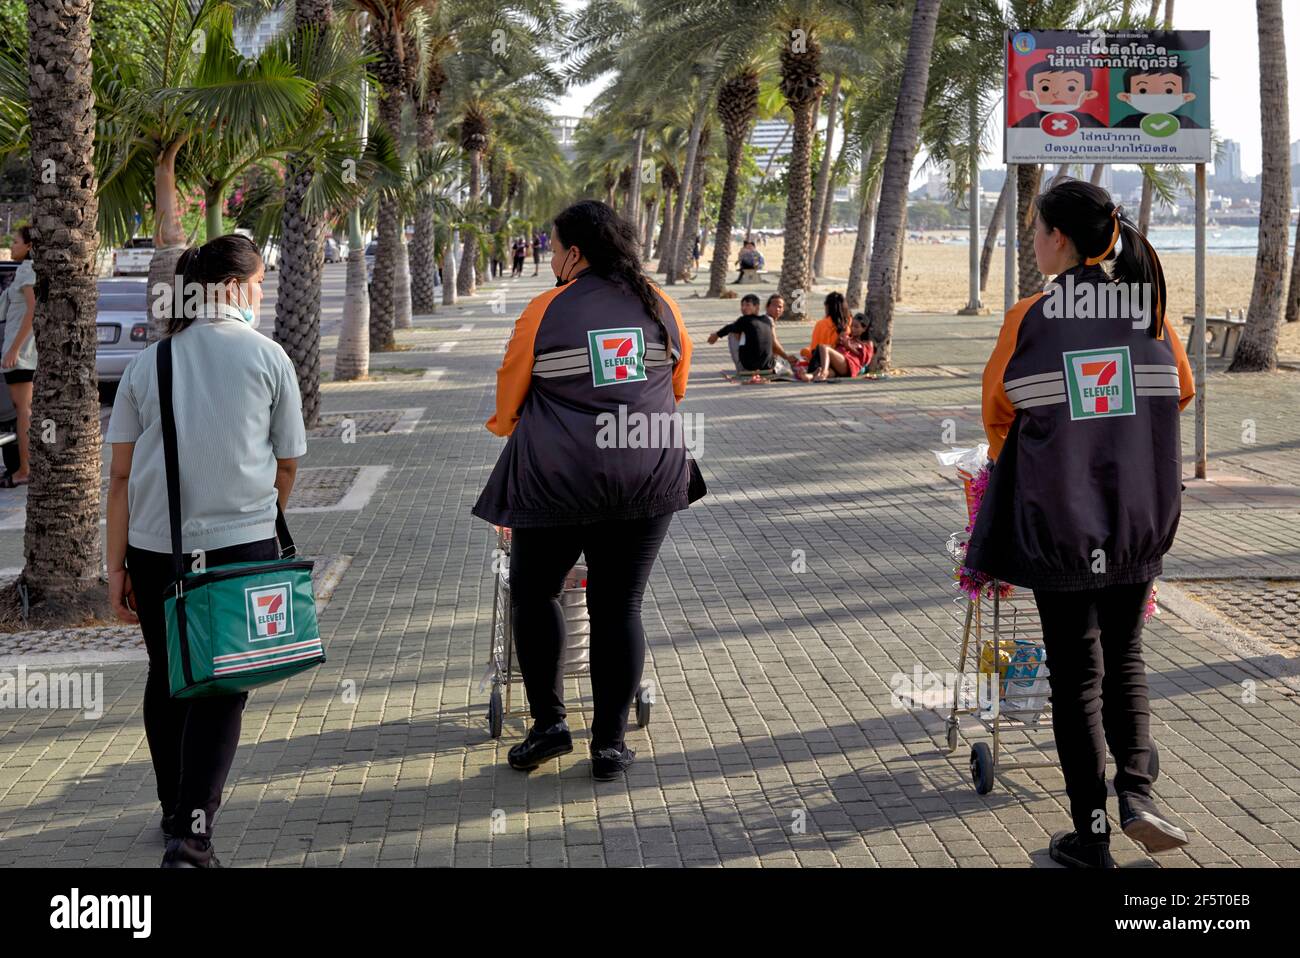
top-left (551, 0), bottom-right (1300, 185)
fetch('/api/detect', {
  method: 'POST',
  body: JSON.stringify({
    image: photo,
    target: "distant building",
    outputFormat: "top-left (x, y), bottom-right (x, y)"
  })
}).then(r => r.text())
top-left (1291, 139), bottom-right (1300, 168)
top-left (749, 119), bottom-right (793, 166)
top-left (551, 115), bottom-right (580, 163)
top-left (234, 6), bottom-right (284, 58)
top-left (1219, 140), bottom-right (1243, 183)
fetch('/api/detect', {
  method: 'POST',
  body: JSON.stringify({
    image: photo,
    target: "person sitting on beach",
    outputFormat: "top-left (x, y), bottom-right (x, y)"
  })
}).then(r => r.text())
top-left (800, 311), bottom-right (873, 382)
top-left (800, 291), bottom-right (851, 362)
top-left (708, 293), bottom-right (796, 374)
top-left (734, 240), bottom-right (765, 282)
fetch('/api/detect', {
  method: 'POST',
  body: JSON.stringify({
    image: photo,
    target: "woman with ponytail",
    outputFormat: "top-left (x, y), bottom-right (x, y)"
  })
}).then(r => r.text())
top-left (965, 179), bottom-right (1195, 868)
top-left (473, 200), bottom-right (700, 781)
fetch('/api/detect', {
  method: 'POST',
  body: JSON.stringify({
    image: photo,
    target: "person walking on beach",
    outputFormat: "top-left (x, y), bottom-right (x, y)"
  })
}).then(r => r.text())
top-left (0, 225), bottom-right (37, 486)
top-left (473, 200), bottom-right (701, 781)
top-left (106, 234), bottom-right (307, 867)
top-left (966, 179), bottom-right (1194, 868)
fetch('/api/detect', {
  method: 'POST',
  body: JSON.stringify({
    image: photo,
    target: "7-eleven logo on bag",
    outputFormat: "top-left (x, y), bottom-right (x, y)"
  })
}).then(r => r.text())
top-left (588, 327), bottom-right (647, 387)
top-left (1063, 346), bottom-right (1136, 420)
top-left (246, 583), bottom-right (295, 642)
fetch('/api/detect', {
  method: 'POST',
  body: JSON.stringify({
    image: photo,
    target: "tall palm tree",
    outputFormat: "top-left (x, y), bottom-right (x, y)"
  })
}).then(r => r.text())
top-left (1230, 0), bottom-right (1289, 372)
top-left (276, 0), bottom-right (334, 428)
top-left (773, 21), bottom-right (824, 316)
top-left (12, 0), bottom-right (104, 622)
top-left (455, 97), bottom-right (490, 296)
top-left (705, 63), bottom-right (761, 297)
top-left (865, 0), bottom-right (942, 370)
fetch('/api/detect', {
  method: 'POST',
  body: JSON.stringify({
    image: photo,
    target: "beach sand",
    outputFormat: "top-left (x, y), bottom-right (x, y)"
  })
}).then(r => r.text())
top-left (743, 234), bottom-right (1300, 358)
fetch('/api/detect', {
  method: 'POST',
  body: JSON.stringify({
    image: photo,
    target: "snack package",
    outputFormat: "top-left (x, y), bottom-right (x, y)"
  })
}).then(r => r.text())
top-left (978, 639), bottom-right (1050, 720)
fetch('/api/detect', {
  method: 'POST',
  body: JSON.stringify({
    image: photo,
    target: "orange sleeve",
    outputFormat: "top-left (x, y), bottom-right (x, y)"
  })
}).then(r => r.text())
top-left (485, 286), bottom-right (564, 436)
top-left (652, 284), bottom-right (692, 402)
top-left (1164, 322), bottom-right (1196, 412)
top-left (801, 317), bottom-right (835, 359)
top-left (982, 294), bottom-right (1042, 461)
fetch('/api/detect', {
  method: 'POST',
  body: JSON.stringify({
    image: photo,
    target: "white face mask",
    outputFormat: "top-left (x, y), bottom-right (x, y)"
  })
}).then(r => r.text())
top-left (234, 283), bottom-right (258, 327)
top-left (1033, 90), bottom-right (1084, 113)
top-left (1126, 93), bottom-right (1185, 115)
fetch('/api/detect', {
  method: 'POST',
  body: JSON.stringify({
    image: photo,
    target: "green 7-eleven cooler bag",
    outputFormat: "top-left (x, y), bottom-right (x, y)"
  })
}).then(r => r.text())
top-left (157, 337), bottom-right (325, 699)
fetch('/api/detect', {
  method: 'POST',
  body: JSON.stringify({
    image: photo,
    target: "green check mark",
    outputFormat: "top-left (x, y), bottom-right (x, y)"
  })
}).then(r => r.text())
top-left (1141, 113), bottom-right (1177, 137)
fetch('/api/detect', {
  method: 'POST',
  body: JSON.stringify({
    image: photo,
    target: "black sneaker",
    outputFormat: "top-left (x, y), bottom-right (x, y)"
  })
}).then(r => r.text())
top-left (1118, 793), bottom-right (1189, 854)
top-left (1048, 830), bottom-right (1116, 868)
top-left (161, 837), bottom-right (222, 868)
top-left (507, 720), bottom-right (573, 771)
top-left (591, 744), bottom-right (635, 781)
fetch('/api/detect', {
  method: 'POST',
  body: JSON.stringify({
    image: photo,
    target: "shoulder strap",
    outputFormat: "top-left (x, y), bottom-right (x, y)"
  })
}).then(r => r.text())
top-left (157, 336), bottom-right (296, 573)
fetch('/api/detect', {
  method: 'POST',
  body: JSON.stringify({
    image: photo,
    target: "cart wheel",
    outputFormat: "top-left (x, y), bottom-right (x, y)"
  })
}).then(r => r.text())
top-left (1148, 739), bottom-right (1160, 783)
top-left (635, 683), bottom-right (652, 729)
top-left (487, 685), bottom-right (503, 740)
top-left (945, 717), bottom-right (959, 754)
top-left (970, 742), bottom-right (994, 795)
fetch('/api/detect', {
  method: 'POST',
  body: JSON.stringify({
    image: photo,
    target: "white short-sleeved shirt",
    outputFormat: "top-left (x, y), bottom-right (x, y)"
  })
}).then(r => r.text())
top-left (0, 259), bottom-right (37, 370)
top-left (105, 303), bottom-right (308, 553)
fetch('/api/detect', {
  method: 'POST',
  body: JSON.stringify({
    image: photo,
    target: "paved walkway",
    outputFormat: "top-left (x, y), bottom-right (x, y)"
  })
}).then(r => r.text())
top-left (1, 266), bottom-right (1299, 867)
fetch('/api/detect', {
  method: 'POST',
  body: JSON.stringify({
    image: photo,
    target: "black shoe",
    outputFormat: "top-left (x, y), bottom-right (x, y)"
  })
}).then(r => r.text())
top-left (507, 720), bottom-right (573, 771)
top-left (1048, 830), bottom-right (1116, 868)
top-left (591, 744), bottom-right (635, 781)
top-left (1118, 793), bottom-right (1189, 854)
top-left (161, 837), bottom-right (222, 868)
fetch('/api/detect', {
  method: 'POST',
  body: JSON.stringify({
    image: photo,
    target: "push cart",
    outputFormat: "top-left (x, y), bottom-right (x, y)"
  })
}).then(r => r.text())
top-left (482, 526), bottom-right (654, 739)
top-left (940, 482), bottom-right (1160, 795)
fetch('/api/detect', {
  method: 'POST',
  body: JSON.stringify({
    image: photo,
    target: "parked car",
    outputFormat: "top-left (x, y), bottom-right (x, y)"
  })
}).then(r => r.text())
top-left (112, 236), bottom-right (154, 276)
top-left (95, 277), bottom-right (150, 401)
top-left (324, 237), bottom-right (343, 263)
top-left (365, 239), bottom-right (377, 284)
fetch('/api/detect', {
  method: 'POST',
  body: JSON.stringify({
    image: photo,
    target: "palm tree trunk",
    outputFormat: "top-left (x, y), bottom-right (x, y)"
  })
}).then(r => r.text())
top-left (336, 241), bottom-right (371, 380)
top-left (625, 127), bottom-right (645, 223)
top-left (813, 142), bottom-right (846, 280)
top-left (1089, 163), bottom-right (1104, 185)
top-left (442, 234), bottom-right (458, 305)
top-left (642, 195), bottom-right (657, 260)
top-left (1286, 213), bottom-right (1300, 322)
top-left (707, 118), bottom-right (755, 295)
top-left (370, 23), bottom-right (404, 350)
top-left (846, 139), bottom-right (882, 310)
top-left (204, 182), bottom-right (225, 240)
top-left (864, 0), bottom-right (942, 368)
top-left (809, 73), bottom-right (841, 272)
top-left (457, 150), bottom-right (482, 296)
top-left (1017, 163), bottom-right (1043, 298)
top-left (673, 129), bottom-right (709, 282)
top-left (895, 205), bottom-right (907, 302)
top-left (1231, 0), bottom-right (1289, 371)
top-left (776, 98), bottom-right (817, 318)
top-left (665, 100), bottom-right (706, 283)
top-left (394, 227), bottom-right (412, 329)
top-left (979, 176), bottom-right (1010, 291)
top-left (147, 138), bottom-right (188, 339)
top-left (15, 0), bottom-right (105, 621)
top-left (655, 188), bottom-right (676, 270)
top-left (411, 101), bottom-right (441, 314)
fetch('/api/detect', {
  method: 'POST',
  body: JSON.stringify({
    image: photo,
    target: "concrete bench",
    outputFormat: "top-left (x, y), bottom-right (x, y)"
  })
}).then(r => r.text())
top-left (737, 267), bottom-right (767, 284)
top-left (1183, 309), bottom-right (1246, 360)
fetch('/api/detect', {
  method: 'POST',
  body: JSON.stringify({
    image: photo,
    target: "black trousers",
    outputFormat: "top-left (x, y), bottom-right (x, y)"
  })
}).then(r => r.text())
top-left (509, 514), bottom-right (673, 750)
top-left (127, 537), bottom-right (279, 840)
top-left (1033, 581), bottom-right (1155, 838)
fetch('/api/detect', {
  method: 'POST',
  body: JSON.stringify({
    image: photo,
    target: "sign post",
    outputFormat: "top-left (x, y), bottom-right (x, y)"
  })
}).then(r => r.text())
top-left (1003, 29), bottom-right (1211, 473)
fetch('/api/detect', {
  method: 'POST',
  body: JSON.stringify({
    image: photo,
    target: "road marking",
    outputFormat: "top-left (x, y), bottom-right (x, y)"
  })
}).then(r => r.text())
top-left (289, 464), bottom-right (390, 513)
top-left (423, 368), bottom-right (445, 381)
top-left (438, 341), bottom-right (458, 353)
top-left (458, 324), bottom-right (474, 332)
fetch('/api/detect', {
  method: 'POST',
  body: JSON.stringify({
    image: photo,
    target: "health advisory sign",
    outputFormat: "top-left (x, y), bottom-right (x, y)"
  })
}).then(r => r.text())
top-left (1004, 30), bottom-right (1210, 164)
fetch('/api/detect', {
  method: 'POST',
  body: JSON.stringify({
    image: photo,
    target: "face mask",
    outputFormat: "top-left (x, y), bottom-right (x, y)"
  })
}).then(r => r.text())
top-left (1126, 93), bottom-right (1185, 115)
top-left (1033, 90), bottom-right (1084, 113)
top-left (234, 283), bottom-right (257, 326)
top-left (554, 248), bottom-right (576, 288)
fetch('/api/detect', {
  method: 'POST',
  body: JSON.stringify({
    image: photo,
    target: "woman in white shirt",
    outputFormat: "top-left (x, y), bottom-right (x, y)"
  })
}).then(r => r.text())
top-left (0, 224), bottom-right (37, 485)
top-left (105, 234), bottom-right (308, 868)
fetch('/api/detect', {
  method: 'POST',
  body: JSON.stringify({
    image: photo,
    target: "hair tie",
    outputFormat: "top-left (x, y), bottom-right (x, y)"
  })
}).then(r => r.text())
top-left (1084, 209), bottom-right (1120, 266)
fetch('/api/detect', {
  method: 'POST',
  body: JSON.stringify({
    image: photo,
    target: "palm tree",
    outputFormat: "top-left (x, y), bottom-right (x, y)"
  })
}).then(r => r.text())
top-left (1230, 0), bottom-right (1289, 372)
top-left (11, 0), bottom-right (104, 623)
top-left (455, 97), bottom-right (490, 296)
top-left (276, 0), bottom-right (335, 428)
top-left (773, 21), bottom-right (824, 315)
top-left (705, 63), bottom-right (761, 296)
top-left (865, 0), bottom-right (942, 370)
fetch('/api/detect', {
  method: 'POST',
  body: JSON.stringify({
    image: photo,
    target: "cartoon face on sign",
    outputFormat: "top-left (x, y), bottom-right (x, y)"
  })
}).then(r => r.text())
top-left (1115, 62), bottom-right (1202, 131)
top-left (1014, 62), bottom-right (1103, 131)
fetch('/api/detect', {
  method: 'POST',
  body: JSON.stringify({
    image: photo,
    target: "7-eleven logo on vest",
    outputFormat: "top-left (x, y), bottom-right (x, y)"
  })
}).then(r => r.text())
top-left (1063, 346), bottom-right (1136, 420)
top-left (588, 327), bottom-right (647, 387)
top-left (245, 583), bottom-right (295, 642)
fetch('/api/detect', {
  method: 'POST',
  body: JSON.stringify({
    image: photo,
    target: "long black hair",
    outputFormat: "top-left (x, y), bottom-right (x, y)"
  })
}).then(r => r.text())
top-left (552, 200), bottom-right (669, 344)
top-left (824, 291), bottom-right (852, 335)
top-left (1035, 178), bottom-right (1167, 337)
top-left (171, 233), bottom-right (262, 334)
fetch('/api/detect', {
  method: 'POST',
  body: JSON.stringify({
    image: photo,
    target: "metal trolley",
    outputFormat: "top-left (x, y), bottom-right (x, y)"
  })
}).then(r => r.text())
top-left (940, 535), bottom-right (1160, 795)
top-left (482, 527), bottom-right (654, 739)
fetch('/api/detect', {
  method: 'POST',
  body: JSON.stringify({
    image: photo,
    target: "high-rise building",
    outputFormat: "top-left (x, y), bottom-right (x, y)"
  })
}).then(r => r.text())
top-left (1220, 140), bottom-right (1243, 183)
top-left (1290, 138), bottom-right (1300, 168)
top-left (234, 6), bottom-right (284, 58)
top-left (749, 119), bottom-right (794, 167)
top-left (551, 116), bottom-right (580, 163)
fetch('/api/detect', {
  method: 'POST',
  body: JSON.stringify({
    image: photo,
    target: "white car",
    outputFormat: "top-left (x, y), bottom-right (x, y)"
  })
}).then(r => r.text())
top-left (113, 237), bottom-right (154, 276)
